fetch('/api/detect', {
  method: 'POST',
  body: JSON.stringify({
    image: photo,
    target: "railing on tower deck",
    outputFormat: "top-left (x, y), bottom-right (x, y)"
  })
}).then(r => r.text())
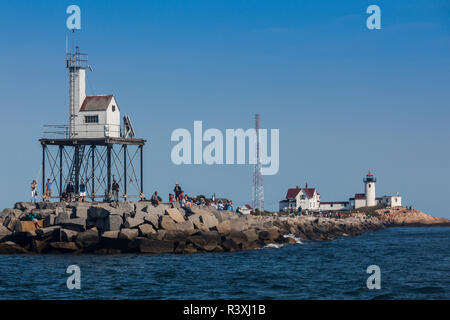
top-left (42, 125), bottom-right (70, 139)
top-left (42, 124), bottom-right (123, 139)
top-left (363, 177), bottom-right (377, 183)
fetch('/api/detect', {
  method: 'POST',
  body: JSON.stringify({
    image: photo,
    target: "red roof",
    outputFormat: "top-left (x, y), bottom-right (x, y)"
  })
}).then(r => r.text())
top-left (367, 171), bottom-right (373, 176)
top-left (286, 187), bottom-right (316, 199)
top-left (80, 95), bottom-right (114, 111)
top-left (354, 193), bottom-right (366, 200)
top-left (303, 188), bottom-right (316, 198)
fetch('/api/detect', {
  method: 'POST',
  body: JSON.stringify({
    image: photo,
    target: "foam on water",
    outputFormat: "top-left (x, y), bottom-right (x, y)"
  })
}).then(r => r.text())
top-left (264, 234), bottom-right (303, 249)
top-left (283, 234), bottom-right (303, 244)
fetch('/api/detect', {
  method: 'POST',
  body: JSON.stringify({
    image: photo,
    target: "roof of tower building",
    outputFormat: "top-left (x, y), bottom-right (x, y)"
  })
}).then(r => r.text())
top-left (79, 95), bottom-right (116, 112)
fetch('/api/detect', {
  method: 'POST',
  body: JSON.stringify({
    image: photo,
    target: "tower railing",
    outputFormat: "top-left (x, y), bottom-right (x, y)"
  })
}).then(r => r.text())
top-left (66, 51), bottom-right (88, 69)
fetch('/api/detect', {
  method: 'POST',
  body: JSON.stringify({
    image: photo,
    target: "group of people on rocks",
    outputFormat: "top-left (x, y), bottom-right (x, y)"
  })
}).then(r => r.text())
top-left (148, 183), bottom-right (234, 211)
top-left (32, 178), bottom-right (89, 203)
top-left (296, 207), bottom-right (344, 219)
top-left (30, 179), bottom-right (235, 212)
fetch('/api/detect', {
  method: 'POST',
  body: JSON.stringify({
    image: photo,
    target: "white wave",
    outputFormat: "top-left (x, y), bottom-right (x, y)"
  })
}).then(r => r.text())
top-left (264, 243), bottom-right (286, 249)
top-left (283, 234), bottom-right (303, 244)
top-left (263, 234), bottom-right (303, 249)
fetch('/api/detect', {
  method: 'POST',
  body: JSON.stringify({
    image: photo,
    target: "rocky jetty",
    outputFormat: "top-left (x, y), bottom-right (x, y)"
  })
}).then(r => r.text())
top-left (0, 201), bottom-right (386, 254)
top-left (375, 207), bottom-right (450, 227)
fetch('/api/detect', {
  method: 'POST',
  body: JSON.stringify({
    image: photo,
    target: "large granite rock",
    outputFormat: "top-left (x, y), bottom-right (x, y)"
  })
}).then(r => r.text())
top-left (118, 228), bottom-right (139, 241)
top-left (136, 238), bottom-right (175, 254)
top-left (160, 215), bottom-right (176, 230)
top-left (3, 216), bottom-right (19, 232)
top-left (60, 218), bottom-right (86, 232)
top-left (138, 224), bottom-right (156, 237)
top-left (72, 206), bottom-right (88, 219)
top-left (88, 206), bottom-right (111, 219)
top-left (187, 213), bottom-right (208, 231)
top-left (54, 210), bottom-right (71, 225)
top-left (33, 209), bottom-right (55, 219)
top-left (198, 213), bottom-right (219, 230)
top-left (49, 242), bottom-right (79, 253)
top-left (143, 212), bottom-right (160, 229)
top-left (36, 226), bottom-right (60, 238)
top-left (165, 208), bottom-right (185, 223)
top-left (123, 216), bottom-right (144, 229)
top-left (0, 208), bottom-right (23, 219)
top-left (104, 215), bottom-right (123, 231)
top-left (60, 228), bottom-right (79, 242)
top-left (0, 225), bottom-right (12, 239)
top-left (0, 241), bottom-right (28, 254)
top-left (43, 214), bottom-right (56, 227)
top-left (188, 231), bottom-right (221, 252)
top-left (75, 229), bottom-right (99, 248)
top-left (14, 202), bottom-right (36, 212)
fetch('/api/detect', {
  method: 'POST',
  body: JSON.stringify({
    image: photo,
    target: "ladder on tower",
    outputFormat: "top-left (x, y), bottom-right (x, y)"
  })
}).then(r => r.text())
top-left (67, 145), bottom-right (85, 192)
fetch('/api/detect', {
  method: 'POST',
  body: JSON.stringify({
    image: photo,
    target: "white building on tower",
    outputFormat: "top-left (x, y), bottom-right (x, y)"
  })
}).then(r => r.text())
top-left (67, 46), bottom-right (121, 139)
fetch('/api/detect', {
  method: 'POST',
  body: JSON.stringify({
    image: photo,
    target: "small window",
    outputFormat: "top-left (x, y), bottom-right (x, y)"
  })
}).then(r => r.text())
top-left (85, 115), bottom-right (99, 124)
top-left (112, 105), bottom-right (116, 112)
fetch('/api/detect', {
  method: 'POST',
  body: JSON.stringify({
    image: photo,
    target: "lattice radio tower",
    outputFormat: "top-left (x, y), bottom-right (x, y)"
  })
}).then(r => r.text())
top-left (252, 114), bottom-right (264, 212)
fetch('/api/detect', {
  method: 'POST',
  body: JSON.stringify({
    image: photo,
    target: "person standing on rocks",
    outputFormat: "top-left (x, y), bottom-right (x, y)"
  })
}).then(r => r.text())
top-left (79, 179), bottom-right (87, 203)
top-left (169, 193), bottom-right (175, 203)
top-left (174, 183), bottom-right (182, 200)
top-left (66, 181), bottom-right (75, 202)
top-left (112, 180), bottom-right (120, 203)
top-left (45, 179), bottom-right (52, 202)
top-left (30, 180), bottom-right (38, 203)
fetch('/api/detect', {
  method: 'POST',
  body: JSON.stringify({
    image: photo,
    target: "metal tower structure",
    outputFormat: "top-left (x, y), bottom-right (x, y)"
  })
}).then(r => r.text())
top-left (252, 114), bottom-right (264, 212)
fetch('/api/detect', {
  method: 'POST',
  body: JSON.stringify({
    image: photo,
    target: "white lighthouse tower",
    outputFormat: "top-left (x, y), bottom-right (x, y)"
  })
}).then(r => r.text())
top-left (67, 46), bottom-right (88, 138)
top-left (364, 171), bottom-right (376, 207)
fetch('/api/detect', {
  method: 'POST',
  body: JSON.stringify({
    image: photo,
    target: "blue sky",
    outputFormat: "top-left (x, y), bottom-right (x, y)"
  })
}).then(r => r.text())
top-left (0, 0), bottom-right (449, 217)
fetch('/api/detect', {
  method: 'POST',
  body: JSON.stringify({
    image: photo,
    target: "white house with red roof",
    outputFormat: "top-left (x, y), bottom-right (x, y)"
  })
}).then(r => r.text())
top-left (279, 184), bottom-right (321, 212)
top-left (74, 94), bottom-right (121, 138)
top-left (280, 171), bottom-right (402, 212)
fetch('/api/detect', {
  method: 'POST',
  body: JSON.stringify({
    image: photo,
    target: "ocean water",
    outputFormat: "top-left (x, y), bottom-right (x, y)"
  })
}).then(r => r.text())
top-left (0, 227), bottom-right (448, 300)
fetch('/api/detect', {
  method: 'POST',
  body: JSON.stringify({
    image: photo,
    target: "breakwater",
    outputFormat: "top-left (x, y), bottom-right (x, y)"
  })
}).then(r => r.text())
top-left (0, 201), bottom-right (388, 254)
